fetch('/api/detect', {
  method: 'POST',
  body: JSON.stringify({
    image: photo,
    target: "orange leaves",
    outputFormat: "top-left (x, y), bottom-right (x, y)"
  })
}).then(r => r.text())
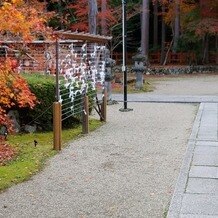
top-left (163, 0), bottom-right (195, 25)
top-left (161, 0), bottom-right (217, 36)
top-left (70, 0), bottom-right (117, 33)
top-left (0, 59), bottom-right (37, 130)
top-left (0, 0), bottom-right (50, 41)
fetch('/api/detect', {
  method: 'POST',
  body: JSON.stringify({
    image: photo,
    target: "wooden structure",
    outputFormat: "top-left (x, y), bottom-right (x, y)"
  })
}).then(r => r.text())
top-left (0, 32), bottom-right (112, 73)
top-left (52, 31), bottom-right (111, 151)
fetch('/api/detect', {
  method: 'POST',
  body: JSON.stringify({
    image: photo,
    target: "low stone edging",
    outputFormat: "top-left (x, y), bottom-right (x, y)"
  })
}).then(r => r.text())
top-left (113, 65), bottom-right (218, 75)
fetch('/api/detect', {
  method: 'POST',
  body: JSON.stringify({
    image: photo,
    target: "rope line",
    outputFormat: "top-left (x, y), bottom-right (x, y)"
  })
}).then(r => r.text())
top-left (62, 110), bottom-right (82, 122)
top-left (61, 97), bottom-right (82, 107)
top-left (63, 99), bottom-right (83, 108)
top-left (62, 106), bottom-right (83, 117)
top-left (62, 104), bottom-right (83, 114)
top-left (25, 104), bottom-right (53, 126)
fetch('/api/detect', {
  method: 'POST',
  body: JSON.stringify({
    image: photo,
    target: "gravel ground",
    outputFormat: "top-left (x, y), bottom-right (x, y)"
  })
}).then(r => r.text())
top-left (0, 103), bottom-right (197, 218)
top-left (150, 74), bottom-right (218, 95)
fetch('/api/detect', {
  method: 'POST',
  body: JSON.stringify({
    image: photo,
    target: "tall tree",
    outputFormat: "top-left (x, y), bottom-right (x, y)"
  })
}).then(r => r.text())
top-left (88, 0), bottom-right (98, 34)
top-left (173, 0), bottom-right (180, 52)
top-left (178, 0), bottom-right (218, 63)
top-left (141, 0), bottom-right (149, 62)
top-left (101, 0), bottom-right (107, 35)
top-left (153, 0), bottom-right (158, 48)
top-left (160, 2), bottom-right (166, 64)
top-left (70, 0), bottom-right (116, 34)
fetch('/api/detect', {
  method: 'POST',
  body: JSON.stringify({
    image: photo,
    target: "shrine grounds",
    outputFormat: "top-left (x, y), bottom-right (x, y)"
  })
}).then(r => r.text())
top-left (0, 73), bottom-right (218, 217)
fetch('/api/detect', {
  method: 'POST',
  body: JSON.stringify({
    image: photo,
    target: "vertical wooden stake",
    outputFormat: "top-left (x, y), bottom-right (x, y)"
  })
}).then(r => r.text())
top-left (53, 102), bottom-right (62, 151)
top-left (101, 89), bottom-right (107, 122)
top-left (82, 95), bottom-right (89, 134)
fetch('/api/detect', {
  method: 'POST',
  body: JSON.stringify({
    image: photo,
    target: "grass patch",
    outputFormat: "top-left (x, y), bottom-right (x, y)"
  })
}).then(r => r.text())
top-left (111, 80), bottom-right (154, 94)
top-left (127, 80), bottom-right (154, 93)
top-left (0, 119), bottom-right (102, 192)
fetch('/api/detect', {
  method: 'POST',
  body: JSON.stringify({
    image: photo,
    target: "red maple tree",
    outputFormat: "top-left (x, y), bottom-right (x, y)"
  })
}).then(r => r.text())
top-left (70, 0), bottom-right (117, 33)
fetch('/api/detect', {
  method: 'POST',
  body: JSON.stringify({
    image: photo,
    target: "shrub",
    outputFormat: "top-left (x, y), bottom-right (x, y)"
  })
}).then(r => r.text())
top-left (20, 74), bottom-right (96, 131)
top-left (20, 73), bottom-right (56, 131)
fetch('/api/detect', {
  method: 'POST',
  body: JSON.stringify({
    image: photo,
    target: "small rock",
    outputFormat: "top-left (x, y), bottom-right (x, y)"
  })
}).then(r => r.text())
top-left (24, 124), bottom-right (37, 133)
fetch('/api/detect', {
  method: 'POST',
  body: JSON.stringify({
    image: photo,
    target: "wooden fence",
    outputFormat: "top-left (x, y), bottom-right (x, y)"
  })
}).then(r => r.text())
top-left (112, 51), bottom-right (218, 65)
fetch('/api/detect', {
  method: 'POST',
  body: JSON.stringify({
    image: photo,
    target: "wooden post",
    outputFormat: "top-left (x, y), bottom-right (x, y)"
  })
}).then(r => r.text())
top-left (53, 102), bottom-right (61, 151)
top-left (82, 95), bottom-right (89, 134)
top-left (101, 89), bottom-right (107, 122)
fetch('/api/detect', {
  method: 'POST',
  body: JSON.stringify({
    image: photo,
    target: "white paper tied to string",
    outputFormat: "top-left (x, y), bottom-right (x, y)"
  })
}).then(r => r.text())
top-left (58, 42), bottom-right (106, 119)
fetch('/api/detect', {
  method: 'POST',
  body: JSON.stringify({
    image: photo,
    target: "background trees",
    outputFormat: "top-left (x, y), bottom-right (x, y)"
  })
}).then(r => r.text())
top-left (0, 0), bottom-right (217, 63)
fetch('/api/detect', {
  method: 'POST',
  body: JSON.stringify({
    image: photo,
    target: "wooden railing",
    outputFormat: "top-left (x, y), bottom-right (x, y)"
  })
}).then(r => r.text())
top-left (149, 51), bottom-right (197, 65)
top-left (112, 52), bottom-right (134, 65)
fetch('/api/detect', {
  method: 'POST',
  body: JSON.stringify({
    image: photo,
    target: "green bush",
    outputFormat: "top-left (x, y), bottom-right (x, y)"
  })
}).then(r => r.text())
top-left (19, 74), bottom-right (56, 131)
top-left (19, 74), bottom-right (96, 131)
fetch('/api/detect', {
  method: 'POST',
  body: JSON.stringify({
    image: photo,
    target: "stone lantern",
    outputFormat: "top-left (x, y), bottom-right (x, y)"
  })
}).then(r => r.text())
top-left (104, 49), bottom-right (116, 103)
top-left (132, 48), bottom-right (146, 90)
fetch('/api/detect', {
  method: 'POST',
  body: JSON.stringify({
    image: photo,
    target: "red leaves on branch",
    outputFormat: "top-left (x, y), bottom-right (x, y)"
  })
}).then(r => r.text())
top-left (0, 59), bottom-right (37, 131)
top-left (0, 0), bottom-right (51, 41)
top-left (70, 0), bottom-right (117, 33)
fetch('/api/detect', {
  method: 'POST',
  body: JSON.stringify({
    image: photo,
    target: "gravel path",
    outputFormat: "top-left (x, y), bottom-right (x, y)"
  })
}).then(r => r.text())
top-left (150, 74), bottom-right (218, 95)
top-left (0, 103), bottom-right (197, 218)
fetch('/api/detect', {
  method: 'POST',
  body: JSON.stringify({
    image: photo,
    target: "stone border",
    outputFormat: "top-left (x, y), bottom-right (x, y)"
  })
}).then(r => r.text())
top-left (113, 65), bottom-right (218, 75)
top-left (147, 65), bottom-right (218, 75)
top-left (167, 103), bottom-right (204, 218)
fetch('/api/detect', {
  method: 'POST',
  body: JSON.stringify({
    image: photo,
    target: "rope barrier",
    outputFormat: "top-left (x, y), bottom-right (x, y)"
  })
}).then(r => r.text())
top-left (25, 104), bottom-right (53, 126)
top-left (62, 101), bottom-right (83, 113)
top-left (62, 105), bottom-right (83, 117)
top-left (62, 110), bottom-right (83, 122)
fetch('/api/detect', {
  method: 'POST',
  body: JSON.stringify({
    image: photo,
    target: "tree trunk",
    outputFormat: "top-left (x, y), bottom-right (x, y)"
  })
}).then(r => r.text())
top-left (153, 1), bottom-right (158, 49)
top-left (216, 35), bottom-right (218, 64)
top-left (88, 0), bottom-right (98, 34)
top-left (141, 0), bottom-right (150, 63)
top-left (202, 34), bottom-right (209, 64)
top-left (173, 0), bottom-right (180, 52)
top-left (163, 39), bottom-right (173, 65)
top-left (160, 4), bottom-right (166, 65)
top-left (101, 0), bottom-right (107, 35)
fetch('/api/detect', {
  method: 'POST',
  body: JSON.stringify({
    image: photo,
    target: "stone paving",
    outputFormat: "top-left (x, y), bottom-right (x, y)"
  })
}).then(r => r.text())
top-left (167, 103), bottom-right (218, 217)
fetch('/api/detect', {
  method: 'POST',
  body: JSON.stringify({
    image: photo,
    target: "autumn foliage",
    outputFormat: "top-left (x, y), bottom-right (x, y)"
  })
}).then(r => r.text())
top-left (161, 0), bottom-right (218, 36)
top-left (70, 0), bottom-right (117, 32)
top-left (0, 0), bottom-right (48, 132)
top-left (0, 0), bottom-right (50, 41)
top-left (0, 59), bottom-right (37, 131)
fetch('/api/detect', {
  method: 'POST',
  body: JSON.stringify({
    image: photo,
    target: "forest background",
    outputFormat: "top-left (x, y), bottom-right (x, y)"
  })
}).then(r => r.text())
top-left (0, 0), bottom-right (217, 64)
